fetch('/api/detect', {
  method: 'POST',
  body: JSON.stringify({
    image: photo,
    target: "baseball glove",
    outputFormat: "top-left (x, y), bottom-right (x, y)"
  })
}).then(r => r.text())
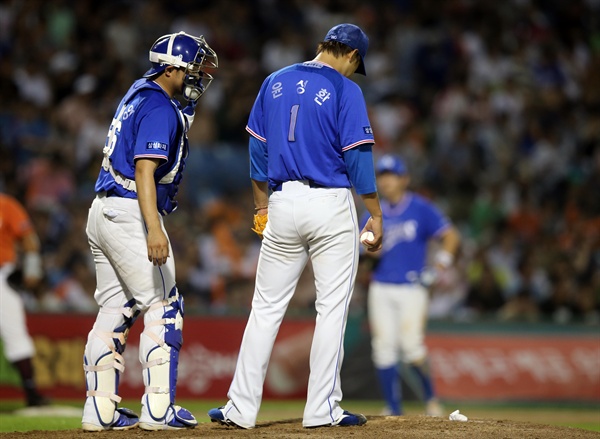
top-left (251, 213), bottom-right (268, 238)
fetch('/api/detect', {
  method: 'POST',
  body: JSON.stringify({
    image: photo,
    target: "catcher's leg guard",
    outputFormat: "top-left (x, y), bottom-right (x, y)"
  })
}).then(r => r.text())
top-left (82, 299), bottom-right (140, 431)
top-left (139, 287), bottom-right (197, 430)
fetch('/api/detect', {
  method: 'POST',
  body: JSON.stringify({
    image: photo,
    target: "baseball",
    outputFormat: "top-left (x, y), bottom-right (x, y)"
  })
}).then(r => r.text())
top-left (360, 231), bottom-right (375, 244)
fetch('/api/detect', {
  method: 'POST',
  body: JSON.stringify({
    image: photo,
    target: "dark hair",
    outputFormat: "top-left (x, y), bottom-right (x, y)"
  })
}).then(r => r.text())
top-left (316, 41), bottom-right (360, 63)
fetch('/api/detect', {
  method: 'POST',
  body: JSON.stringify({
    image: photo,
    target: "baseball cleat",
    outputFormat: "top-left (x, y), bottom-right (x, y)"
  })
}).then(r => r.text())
top-left (82, 407), bottom-right (139, 432)
top-left (306, 410), bottom-right (368, 428)
top-left (332, 410), bottom-right (368, 426)
top-left (380, 406), bottom-right (402, 416)
top-left (207, 407), bottom-right (247, 429)
top-left (139, 405), bottom-right (198, 430)
top-left (425, 399), bottom-right (444, 417)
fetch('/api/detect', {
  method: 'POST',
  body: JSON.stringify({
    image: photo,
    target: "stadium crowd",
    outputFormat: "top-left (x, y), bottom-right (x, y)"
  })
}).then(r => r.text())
top-left (1, 0), bottom-right (599, 324)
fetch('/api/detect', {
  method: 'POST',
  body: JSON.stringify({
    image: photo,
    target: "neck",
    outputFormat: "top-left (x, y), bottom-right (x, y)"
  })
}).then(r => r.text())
top-left (313, 53), bottom-right (347, 76)
top-left (153, 77), bottom-right (174, 98)
top-left (389, 192), bottom-right (407, 205)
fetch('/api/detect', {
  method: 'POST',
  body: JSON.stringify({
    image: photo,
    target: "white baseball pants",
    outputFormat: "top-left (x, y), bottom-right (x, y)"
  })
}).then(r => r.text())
top-left (368, 281), bottom-right (429, 367)
top-left (82, 194), bottom-right (177, 427)
top-left (0, 263), bottom-right (35, 362)
top-left (223, 181), bottom-right (359, 428)
top-left (86, 194), bottom-right (176, 309)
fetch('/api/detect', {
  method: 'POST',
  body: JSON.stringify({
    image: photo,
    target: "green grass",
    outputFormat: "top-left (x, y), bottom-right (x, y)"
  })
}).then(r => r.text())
top-left (1, 399), bottom-right (599, 433)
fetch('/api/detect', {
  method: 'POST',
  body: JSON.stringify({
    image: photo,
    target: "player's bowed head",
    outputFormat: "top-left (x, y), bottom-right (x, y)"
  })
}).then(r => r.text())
top-left (314, 23), bottom-right (369, 78)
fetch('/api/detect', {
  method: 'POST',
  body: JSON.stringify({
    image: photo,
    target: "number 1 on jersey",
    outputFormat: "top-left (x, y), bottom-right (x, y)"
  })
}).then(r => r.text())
top-left (288, 104), bottom-right (299, 142)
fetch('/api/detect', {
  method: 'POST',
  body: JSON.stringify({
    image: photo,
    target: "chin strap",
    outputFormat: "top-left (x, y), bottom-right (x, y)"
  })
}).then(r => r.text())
top-left (182, 100), bottom-right (197, 129)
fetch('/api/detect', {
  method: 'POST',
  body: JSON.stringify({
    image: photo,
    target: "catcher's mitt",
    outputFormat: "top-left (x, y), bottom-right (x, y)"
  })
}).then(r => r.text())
top-left (251, 213), bottom-right (268, 238)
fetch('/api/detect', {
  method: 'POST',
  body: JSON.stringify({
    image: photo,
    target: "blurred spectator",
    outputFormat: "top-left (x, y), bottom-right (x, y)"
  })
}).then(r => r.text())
top-left (464, 256), bottom-right (506, 319)
top-left (2, 0), bottom-right (598, 324)
top-left (42, 252), bottom-right (97, 313)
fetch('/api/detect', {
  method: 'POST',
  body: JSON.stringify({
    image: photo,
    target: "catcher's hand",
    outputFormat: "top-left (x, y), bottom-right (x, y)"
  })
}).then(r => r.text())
top-left (251, 213), bottom-right (268, 238)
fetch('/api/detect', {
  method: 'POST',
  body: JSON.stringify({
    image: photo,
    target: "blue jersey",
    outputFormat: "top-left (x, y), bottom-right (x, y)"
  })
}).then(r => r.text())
top-left (95, 79), bottom-right (188, 215)
top-left (361, 193), bottom-right (450, 284)
top-left (246, 61), bottom-right (374, 190)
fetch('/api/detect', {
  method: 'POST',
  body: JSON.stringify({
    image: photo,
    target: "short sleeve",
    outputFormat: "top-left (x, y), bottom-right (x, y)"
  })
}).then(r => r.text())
top-left (7, 198), bottom-right (33, 239)
top-left (422, 202), bottom-right (451, 239)
top-left (246, 76), bottom-right (270, 142)
top-left (134, 105), bottom-right (179, 161)
top-left (338, 81), bottom-right (374, 151)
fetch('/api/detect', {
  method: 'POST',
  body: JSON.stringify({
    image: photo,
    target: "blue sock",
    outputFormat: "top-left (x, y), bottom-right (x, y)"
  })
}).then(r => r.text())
top-left (376, 366), bottom-right (402, 415)
top-left (410, 359), bottom-right (435, 401)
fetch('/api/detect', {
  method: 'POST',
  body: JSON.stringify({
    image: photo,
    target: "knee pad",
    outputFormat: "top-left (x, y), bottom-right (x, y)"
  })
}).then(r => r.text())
top-left (83, 299), bottom-right (140, 426)
top-left (140, 287), bottom-right (184, 421)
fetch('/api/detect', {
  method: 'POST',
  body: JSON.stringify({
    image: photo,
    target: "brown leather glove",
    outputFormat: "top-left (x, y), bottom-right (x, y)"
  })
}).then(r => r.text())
top-left (251, 213), bottom-right (268, 238)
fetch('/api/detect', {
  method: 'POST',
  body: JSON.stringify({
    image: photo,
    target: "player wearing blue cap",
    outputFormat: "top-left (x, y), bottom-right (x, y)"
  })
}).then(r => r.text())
top-left (361, 154), bottom-right (460, 417)
top-left (81, 32), bottom-right (217, 431)
top-left (209, 23), bottom-right (383, 429)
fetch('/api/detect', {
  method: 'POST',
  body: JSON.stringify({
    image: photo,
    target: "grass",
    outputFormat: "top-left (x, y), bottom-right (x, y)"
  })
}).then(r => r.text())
top-left (0, 399), bottom-right (599, 433)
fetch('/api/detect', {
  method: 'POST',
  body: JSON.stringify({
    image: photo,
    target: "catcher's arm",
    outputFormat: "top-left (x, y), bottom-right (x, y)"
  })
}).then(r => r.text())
top-left (251, 179), bottom-right (269, 238)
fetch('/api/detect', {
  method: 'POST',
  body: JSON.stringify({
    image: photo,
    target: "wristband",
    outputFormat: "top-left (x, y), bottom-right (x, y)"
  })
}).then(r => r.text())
top-left (434, 250), bottom-right (453, 268)
top-left (23, 252), bottom-right (43, 280)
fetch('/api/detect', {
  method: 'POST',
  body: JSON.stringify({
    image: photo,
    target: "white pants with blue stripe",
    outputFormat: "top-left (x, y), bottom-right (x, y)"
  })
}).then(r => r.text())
top-left (223, 181), bottom-right (360, 428)
top-left (83, 194), bottom-right (177, 426)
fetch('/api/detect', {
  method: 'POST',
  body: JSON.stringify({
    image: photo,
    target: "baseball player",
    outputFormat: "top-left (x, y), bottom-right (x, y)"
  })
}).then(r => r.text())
top-left (0, 193), bottom-right (49, 407)
top-left (361, 154), bottom-right (460, 417)
top-left (209, 23), bottom-right (383, 429)
top-left (81, 32), bottom-right (217, 431)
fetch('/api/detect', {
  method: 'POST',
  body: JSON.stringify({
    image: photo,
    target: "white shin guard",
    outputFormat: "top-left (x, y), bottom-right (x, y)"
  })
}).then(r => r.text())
top-left (82, 299), bottom-right (139, 427)
top-left (140, 288), bottom-right (185, 424)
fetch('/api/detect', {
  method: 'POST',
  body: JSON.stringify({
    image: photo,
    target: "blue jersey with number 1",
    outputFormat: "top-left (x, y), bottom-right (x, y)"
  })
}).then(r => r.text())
top-left (246, 61), bottom-right (374, 190)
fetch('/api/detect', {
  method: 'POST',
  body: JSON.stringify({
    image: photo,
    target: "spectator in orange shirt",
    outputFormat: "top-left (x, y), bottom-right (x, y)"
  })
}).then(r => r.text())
top-left (0, 192), bottom-right (50, 407)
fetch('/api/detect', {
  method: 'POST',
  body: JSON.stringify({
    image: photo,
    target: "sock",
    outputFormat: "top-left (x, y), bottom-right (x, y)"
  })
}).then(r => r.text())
top-left (376, 365), bottom-right (402, 415)
top-left (410, 359), bottom-right (435, 401)
top-left (12, 358), bottom-right (40, 401)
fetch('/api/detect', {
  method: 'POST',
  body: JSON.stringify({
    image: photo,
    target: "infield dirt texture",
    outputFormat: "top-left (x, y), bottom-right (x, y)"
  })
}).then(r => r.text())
top-left (2, 416), bottom-right (599, 438)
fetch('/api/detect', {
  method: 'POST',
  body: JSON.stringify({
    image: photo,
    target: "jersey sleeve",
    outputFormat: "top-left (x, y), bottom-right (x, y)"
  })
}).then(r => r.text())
top-left (338, 81), bottom-right (374, 151)
top-left (134, 104), bottom-right (179, 162)
top-left (421, 200), bottom-right (451, 239)
top-left (246, 76), bottom-right (270, 142)
top-left (249, 136), bottom-right (268, 181)
top-left (343, 143), bottom-right (377, 194)
top-left (7, 197), bottom-right (34, 239)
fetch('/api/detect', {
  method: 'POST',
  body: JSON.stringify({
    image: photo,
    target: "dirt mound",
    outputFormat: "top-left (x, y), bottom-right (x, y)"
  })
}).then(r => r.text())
top-left (2, 415), bottom-right (598, 438)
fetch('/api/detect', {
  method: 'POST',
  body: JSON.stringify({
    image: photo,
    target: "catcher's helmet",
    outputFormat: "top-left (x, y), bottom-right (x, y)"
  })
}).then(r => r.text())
top-left (144, 31), bottom-right (218, 101)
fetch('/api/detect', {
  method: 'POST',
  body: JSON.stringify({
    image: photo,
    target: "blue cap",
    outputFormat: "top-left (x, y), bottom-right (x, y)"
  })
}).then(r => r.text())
top-left (376, 154), bottom-right (408, 175)
top-left (324, 23), bottom-right (369, 75)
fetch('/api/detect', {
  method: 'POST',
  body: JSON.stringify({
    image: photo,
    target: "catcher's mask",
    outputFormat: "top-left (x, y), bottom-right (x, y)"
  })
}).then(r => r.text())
top-left (144, 31), bottom-right (218, 101)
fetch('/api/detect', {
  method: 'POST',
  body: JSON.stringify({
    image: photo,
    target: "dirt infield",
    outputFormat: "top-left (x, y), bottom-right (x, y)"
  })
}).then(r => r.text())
top-left (1, 416), bottom-right (598, 438)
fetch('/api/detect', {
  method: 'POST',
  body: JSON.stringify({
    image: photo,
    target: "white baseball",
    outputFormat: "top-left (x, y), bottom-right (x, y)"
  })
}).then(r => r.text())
top-left (360, 231), bottom-right (375, 244)
top-left (449, 410), bottom-right (468, 422)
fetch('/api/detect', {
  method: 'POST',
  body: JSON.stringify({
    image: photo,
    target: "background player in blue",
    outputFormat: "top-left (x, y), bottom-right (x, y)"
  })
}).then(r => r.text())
top-left (209, 23), bottom-right (383, 429)
top-left (81, 32), bottom-right (217, 431)
top-left (361, 154), bottom-right (461, 417)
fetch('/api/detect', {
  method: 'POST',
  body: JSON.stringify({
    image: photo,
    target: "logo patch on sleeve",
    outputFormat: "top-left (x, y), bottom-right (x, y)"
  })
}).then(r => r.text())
top-left (363, 126), bottom-right (373, 135)
top-left (146, 141), bottom-right (167, 151)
